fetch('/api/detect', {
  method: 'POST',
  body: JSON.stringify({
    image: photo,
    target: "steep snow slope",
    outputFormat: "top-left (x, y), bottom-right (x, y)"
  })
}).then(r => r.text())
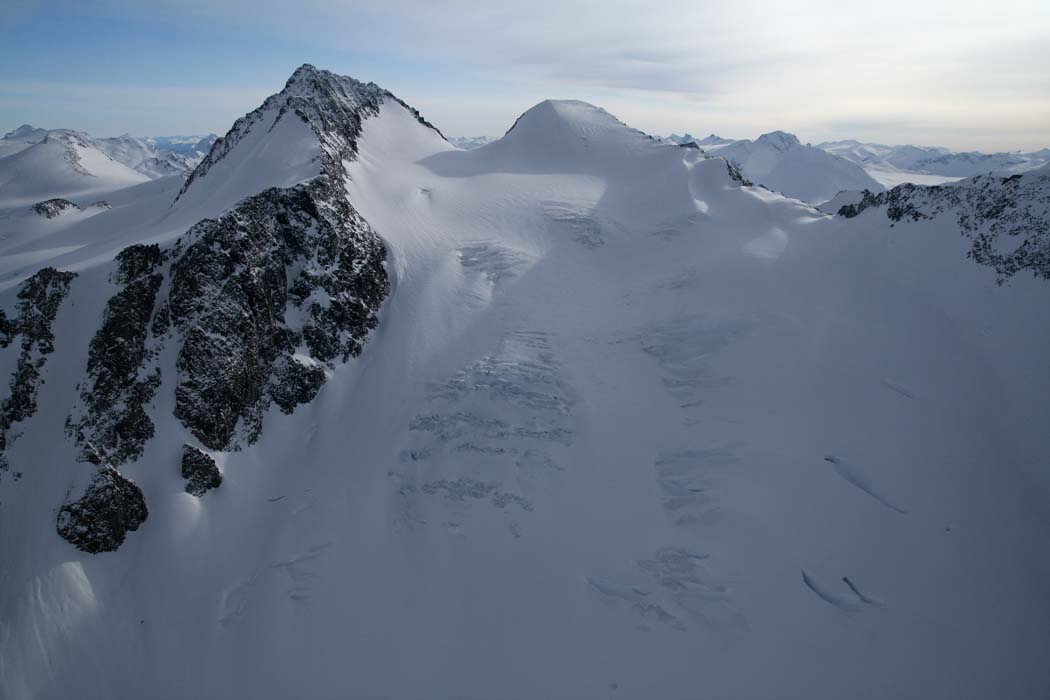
top-left (706, 131), bottom-right (885, 202)
top-left (1, 69), bottom-right (1048, 700)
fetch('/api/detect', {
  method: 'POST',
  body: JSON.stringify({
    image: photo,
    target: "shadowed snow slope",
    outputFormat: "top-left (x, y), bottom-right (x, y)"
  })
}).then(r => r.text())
top-left (0, 69), bottom-right (1048, 700)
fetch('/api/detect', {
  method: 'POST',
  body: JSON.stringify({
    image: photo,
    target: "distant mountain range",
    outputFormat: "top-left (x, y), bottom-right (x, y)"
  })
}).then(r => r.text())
top-left (448, 135), bottom-right (496, 150)
top-left (0, 125), bottom-right (216, 206)
top-left (451, 129), bottom-right (1047, 203)
top-left (817, 139), bottom-right (1050, 187)
top-left (693, 131), bottom-right (885, 203)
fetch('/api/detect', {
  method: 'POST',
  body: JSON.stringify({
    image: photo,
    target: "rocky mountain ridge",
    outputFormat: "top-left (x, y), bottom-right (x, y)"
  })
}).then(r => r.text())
top-left (838, 167), bottom-right (1050, 283)
top-left (2, 65), bottom-right (398, 553)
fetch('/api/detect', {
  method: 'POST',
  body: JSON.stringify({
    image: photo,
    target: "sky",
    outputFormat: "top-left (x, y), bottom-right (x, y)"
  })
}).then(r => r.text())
top-left (2, 0), bottom-right (1049, 151)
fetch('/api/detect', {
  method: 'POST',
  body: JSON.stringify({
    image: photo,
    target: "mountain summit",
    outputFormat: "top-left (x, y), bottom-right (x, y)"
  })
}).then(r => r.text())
top-left (706, 129), bottom-right (885, 202)
top-left (755, 130), bottom-right (802, 152)
top-left (179, 64), bottom-right (441, 203)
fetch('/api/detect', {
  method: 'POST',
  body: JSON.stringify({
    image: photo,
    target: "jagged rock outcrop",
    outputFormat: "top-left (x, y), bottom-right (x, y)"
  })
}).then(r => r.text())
top-left (270, 357), bottom-right (327, 414)
top-left (724, 159), bottom-right (754, 187)
top-left (0, 267), bottom-right (76, 479)
top-left (839, 170), bottom-right (1050, 283)
top-left (56, 465), bottom-right (148, 553)
top-left (32, 198), bottom-right (79, 218)
top-left (66, 65), bottom-right (394, 460)
top-left (181, 444), bottom-right (222, 496)
top-left (30, 199), bottom-right (110, 219)
top-left (170, 181), bottom-right (387, 449)
top-left (68, 244), bottom-right (166, 465)
top-left (41, 65), bottom-right (403, 552)
top-left (43, 130), bottom-right (97, 175)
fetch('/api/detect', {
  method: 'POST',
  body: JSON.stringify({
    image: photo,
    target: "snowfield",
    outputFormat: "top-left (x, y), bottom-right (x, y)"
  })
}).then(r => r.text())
top-left (0, 66), bottom-right (1048, 700)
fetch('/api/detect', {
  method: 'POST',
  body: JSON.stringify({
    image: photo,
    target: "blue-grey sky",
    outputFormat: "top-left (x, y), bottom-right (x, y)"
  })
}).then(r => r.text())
top-left (3, 0), bottom-right (1049, 151)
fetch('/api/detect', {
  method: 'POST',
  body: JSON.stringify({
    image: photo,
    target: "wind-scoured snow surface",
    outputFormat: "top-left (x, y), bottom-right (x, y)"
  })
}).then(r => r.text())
top-left (1, 69), bottom-right (1049, 700)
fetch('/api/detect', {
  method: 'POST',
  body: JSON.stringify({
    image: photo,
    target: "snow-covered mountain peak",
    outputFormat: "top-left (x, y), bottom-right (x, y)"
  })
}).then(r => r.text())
top-left (41, 129), bottom-right (93, 149)
top-left (177, 65), bottom-right (441, 206)
top-left (3, 124), bottom-right (45, 141)
top-left (470, 99), bottom-right (665, 173)
top-left (697, 133), bottom-right (733, 146)
top-left (755, 130), bottom-right (802, 152)
top-left (710, 130), bottom-right (884, 202)
top-left (278, 63), bottom-right (387, 110)
top-left (505, 99), bottom-right (648, 144)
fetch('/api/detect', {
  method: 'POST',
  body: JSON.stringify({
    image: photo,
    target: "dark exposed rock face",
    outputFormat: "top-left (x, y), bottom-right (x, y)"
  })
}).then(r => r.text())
top-left (162, 65), bottom-right (399, 450)
top-left (270, 358), bottom-right (327, 414)
top-left (30, 199), bottom-right (110, 219)
top-left (32, 198), bottom-right (80, 218)
top-left (181, 444), bottom-right (222, 496)
top-left (56, 465), bottom-right (148, 553)
top-left (170, 181), bottom-right (387, 449)
top-left (838, 171), bottom-right (1050, 283)
top-left (37, 65), bottom-right (397, 552)
top-left (69, 245), bottom-right (165, 465)
top-left (0, 267), bottom-right (76, 478)
top-left (66, 65), bottom-right (393, 464)
top-left (724, 159), bottom-right (754, 187)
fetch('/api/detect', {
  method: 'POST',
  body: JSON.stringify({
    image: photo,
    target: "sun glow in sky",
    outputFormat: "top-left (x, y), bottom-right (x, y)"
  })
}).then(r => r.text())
top-left (3, 0), bottom-right (1048, 150)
